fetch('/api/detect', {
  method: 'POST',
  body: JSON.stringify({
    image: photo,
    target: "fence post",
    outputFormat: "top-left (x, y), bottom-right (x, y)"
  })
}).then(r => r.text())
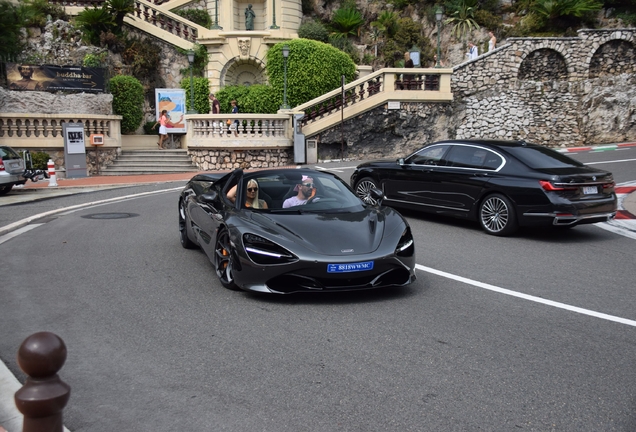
top-left (14, 332), bottom-right (70, 432)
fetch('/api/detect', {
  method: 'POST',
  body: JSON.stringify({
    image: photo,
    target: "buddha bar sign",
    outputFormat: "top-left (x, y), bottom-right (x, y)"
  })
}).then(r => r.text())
top-left (6, 64), bottom-right (106, 92)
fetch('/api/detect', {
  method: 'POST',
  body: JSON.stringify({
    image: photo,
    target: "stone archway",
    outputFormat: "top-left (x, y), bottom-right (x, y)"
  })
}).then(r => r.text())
top-left (518, 48), bottom-right (568, 81)
top-left (222, 57), bottom-right (267, 87)
top-left (589, 39), bottom-right (636, 78)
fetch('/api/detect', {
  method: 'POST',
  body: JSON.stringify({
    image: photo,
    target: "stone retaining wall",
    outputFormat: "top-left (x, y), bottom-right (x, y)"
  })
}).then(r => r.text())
top-left (188, 148), bottom-right (291, 170)
top-left (317, 28), bottom-right (636, 157)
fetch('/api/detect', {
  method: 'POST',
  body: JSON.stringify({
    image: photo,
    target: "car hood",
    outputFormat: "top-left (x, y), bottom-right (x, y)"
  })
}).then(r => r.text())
top-left (248, 209), bottom-right (389, 256)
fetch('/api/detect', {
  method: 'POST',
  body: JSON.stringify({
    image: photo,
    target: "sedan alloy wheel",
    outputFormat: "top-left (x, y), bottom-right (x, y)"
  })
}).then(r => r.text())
top-left (479, 193), bottom-right (518, 236)
top-left (355, 178), bottom-right (380, 205)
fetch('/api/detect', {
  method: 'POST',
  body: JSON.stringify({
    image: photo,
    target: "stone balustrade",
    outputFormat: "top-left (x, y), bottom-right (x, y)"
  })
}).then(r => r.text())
top-left (185, 114), bottom-right (293, 170)
top-left (0, 113), bottom-right (121, 148)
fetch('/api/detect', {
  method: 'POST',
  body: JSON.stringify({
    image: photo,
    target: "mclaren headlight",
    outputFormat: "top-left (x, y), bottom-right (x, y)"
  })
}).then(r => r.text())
top-left (243, 233), bottom-right (298, 265)
top-left (395, 227), bottom-right (414, 257)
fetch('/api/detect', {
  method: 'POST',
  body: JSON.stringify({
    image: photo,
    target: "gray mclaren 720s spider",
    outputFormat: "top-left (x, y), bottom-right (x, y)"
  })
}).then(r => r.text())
top-left (178, 168), bottom-right (416, 294)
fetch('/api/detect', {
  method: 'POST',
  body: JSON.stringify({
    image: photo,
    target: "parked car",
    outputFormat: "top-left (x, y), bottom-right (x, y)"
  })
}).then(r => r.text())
top-left (178, 168), bottom-right (416, 294)
top-left (351, 139), bottom-right (617, 236)
top-left (0, 146), bottom-right (26, 195)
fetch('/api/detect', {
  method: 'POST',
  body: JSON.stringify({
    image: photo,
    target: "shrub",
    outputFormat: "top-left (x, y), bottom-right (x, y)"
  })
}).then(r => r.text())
top-left (110, 75), bottom-right (144, 134)
top-left (178, 43), bottom-right (208, 77)
top-left (174, 8), bottom-right (212, 28)
top-left (83, 51), bottom-right (107, 67)
top-left (298, 20), bottom-right (329, 43)
top-left (214, 85), bottom-right (251, 113)
top-left (143, 121), bottom-right (159, 135)
top-left (266, 39), bottom-right (356, 108)
top-left (21, 0), bottom-right (68, 28)
top-left (20, 150), bottom-right (50, 170)
top-left (122, 35), bottom-right (162, 85)
top-left (474, 9), bottom-right (503, 30)
top-left (180, 76), bottom-right (212, 114)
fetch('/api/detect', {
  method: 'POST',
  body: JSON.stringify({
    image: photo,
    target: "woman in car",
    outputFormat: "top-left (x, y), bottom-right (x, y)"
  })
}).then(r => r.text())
top-left (227, 179), bottom-right (268, 209)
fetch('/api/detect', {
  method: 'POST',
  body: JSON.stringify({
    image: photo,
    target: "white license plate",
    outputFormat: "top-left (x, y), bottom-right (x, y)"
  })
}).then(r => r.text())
top-left (327, 261), bottom-right (374, 273)
top-left (10, 162), bottom-right (19, 168)
top-left (582, 186), bottom-right (597, 195)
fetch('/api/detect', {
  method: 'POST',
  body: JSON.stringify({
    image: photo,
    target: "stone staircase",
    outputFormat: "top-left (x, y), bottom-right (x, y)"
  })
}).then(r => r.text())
top-left (100, 149), bottom-right (199, 176)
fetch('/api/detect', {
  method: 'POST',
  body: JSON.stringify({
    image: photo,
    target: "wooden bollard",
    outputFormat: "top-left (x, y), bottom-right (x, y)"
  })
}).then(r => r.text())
top-left (14, 332), bottom-right (70, 432)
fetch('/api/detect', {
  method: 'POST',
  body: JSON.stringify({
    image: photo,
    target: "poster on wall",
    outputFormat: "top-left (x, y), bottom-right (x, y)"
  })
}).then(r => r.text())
top-left (6, 63), bottom-right (105, 92)
top-left (155, 89), bottom-right (187, 134)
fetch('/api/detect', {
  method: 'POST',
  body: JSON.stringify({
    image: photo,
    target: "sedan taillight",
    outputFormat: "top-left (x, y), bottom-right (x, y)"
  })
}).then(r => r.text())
top-left (0, 158), bottom-right (5, 172)
top-left (539, 180), bottom-right (577, 191)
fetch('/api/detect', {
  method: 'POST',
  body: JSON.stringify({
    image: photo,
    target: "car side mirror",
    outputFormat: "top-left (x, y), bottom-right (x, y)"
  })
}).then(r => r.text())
top-left (370, 188), bottom-right (385, 206)
top-left (398, 158), bottom-right (405, 166)
top-left (200, 191), bottom-right (219, 203)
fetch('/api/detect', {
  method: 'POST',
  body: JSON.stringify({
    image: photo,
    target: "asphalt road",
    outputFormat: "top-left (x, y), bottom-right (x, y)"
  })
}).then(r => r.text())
top-left (1, 151), bottom-right (635, 431)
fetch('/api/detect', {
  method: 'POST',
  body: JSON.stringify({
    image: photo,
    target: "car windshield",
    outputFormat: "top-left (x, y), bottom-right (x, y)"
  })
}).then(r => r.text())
top-left (0, 146), bottom-right (21, 160)
top-left (506, 145), bottom-right (585, 169)
top-left (244, 171), bottom-right (366, 213)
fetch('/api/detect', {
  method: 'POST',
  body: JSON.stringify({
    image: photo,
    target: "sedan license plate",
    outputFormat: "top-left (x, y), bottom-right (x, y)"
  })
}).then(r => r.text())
top-left (10, 162), bottom-right (19, 168)
top-left (327, 261), bottom-right (374, 273)
top-left (582, 186), bottom-right (598, 195)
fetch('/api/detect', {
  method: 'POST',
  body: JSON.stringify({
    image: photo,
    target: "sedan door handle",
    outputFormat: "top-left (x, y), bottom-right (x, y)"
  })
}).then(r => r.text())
top-left (474, 172), bottom-right (489, 177)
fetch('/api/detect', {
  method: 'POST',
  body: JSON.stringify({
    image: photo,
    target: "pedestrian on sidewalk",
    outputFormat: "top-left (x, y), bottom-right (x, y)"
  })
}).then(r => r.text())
top-left (152, 110), bottom-right (168, 149)
top-left (229, 100), bottom-right (239, 137)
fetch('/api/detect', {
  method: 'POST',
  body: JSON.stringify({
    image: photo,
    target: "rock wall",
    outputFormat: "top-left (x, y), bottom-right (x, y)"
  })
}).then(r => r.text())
top-left (188, 148), bottom-right (291, 170)
top-left (316, 29), bottom-right (636, 158)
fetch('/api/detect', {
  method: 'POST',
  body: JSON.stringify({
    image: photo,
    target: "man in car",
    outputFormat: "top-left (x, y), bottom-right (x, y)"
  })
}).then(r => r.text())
top-left (283, 175), bottom-right (316, 208)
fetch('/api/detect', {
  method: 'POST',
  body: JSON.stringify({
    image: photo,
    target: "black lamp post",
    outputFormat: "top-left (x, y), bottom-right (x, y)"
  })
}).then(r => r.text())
top-left (270, 0), bottom-right (279, 29)
top-left (280, 44), bottom-right (290, 110)
top-left (186, 49), bottom-right (198, 114)
top-left (211, 0), bottom-right (222, 29)
top-left (435, 8), bottom-right (443, 68)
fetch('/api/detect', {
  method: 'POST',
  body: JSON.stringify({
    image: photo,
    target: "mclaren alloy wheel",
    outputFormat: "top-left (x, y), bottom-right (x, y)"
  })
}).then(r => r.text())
top-left (214, 228), bottom-right (238, 290)
top-left (179, 200), bottom-right (196, 249)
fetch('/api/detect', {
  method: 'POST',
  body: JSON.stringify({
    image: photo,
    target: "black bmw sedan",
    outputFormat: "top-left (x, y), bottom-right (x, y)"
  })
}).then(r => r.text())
top-left (351, 139), bottom-right (617, 236)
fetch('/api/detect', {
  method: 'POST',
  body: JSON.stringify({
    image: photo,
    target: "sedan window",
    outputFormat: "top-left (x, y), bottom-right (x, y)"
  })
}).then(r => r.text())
top-left (407, 145), bottom-right (449, 166)
top-left (506, 145), bottom-right (585, 169)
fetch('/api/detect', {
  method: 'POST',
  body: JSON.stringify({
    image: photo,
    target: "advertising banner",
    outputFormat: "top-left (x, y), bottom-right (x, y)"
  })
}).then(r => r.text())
top-left (6, 63), bottom-right (105, 92)
top-left (155, 89), bottom-right (187, 134)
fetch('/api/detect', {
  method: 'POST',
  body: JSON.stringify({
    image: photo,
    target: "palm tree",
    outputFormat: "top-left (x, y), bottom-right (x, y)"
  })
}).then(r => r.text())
top-left (330, 7), bottom-right (364, 40)
top-left (371, 10), bottom-right (399, 39)
top-left (444, 0), bottom-right (480, 41)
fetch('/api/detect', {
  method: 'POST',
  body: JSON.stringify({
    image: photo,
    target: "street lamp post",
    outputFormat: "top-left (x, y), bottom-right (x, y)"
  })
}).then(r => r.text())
top-left (186, 49), bottom-right (198, 114)
top-left (211, 0), bottom-right (222, 29)
top-left (435, 8), bottom-right (443, 68)
top-left (280, 44), bottom-right (290, 110)
top-left (270, 0), bottom-right (279, 29)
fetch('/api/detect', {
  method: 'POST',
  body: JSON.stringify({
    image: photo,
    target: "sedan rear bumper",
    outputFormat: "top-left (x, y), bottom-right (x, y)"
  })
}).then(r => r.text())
top-left (522, 210), bottom-right (616, 226)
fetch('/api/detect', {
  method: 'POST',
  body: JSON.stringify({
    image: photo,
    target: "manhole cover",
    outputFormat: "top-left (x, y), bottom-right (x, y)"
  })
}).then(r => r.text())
top-left (82, 213), bottom-right (138, 220)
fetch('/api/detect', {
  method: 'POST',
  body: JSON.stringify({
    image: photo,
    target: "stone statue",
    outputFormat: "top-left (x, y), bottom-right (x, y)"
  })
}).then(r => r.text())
top-left (245, 4), bottom-right (255, 30)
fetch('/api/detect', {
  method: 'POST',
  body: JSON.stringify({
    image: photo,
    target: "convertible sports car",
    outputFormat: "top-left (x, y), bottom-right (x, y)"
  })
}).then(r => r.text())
top-left (178, 168), bottom-right (416, 294)
top-left (351, 139), bottom-right (617, 236)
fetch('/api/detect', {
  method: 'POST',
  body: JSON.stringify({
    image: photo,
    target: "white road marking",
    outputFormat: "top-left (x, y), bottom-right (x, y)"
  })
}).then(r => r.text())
top-left (415, 264), bottom-right (636, 327)
top-left (584, 158), bottom-right (636, 165)
top-left (0, 224), bottom-right (44, 245)
top-left (314, 165), bottom-right (358, 173)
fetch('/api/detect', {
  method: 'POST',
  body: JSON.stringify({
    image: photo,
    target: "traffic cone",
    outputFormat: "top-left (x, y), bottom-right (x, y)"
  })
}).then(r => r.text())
top-left (47, 159), bottom-right (58, 187)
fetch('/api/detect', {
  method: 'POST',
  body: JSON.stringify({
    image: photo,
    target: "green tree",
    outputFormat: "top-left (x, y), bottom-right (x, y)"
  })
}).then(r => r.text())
top-left (371, 10), bottom-right (400, 39)
top-left (174, 8), bottom-right (212, 28)
top-left (74, 6), bottom-right (115, 45)
top-left (0, 1), bottom-right (24, 58)
top-left (110, 75), bottom-right (144, 134)
top-left (265, 39), bottom-right (356, 108)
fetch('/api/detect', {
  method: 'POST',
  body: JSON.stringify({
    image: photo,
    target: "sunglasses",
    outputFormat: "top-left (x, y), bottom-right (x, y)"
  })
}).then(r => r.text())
top-left (247, 187), bottom-right (258, 192)
top-left (302, 183), bottom-right (314, 188)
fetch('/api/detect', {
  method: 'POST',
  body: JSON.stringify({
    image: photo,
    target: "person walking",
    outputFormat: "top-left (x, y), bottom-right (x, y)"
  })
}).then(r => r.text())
top-left (152, 110), bottom-right (169, 149)
top-left (488, 31), bottom-right (497, 52)
top-left (229, 100), bottom-right (239, 137)
top-left (466, 42), bottom-right (478, 60)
